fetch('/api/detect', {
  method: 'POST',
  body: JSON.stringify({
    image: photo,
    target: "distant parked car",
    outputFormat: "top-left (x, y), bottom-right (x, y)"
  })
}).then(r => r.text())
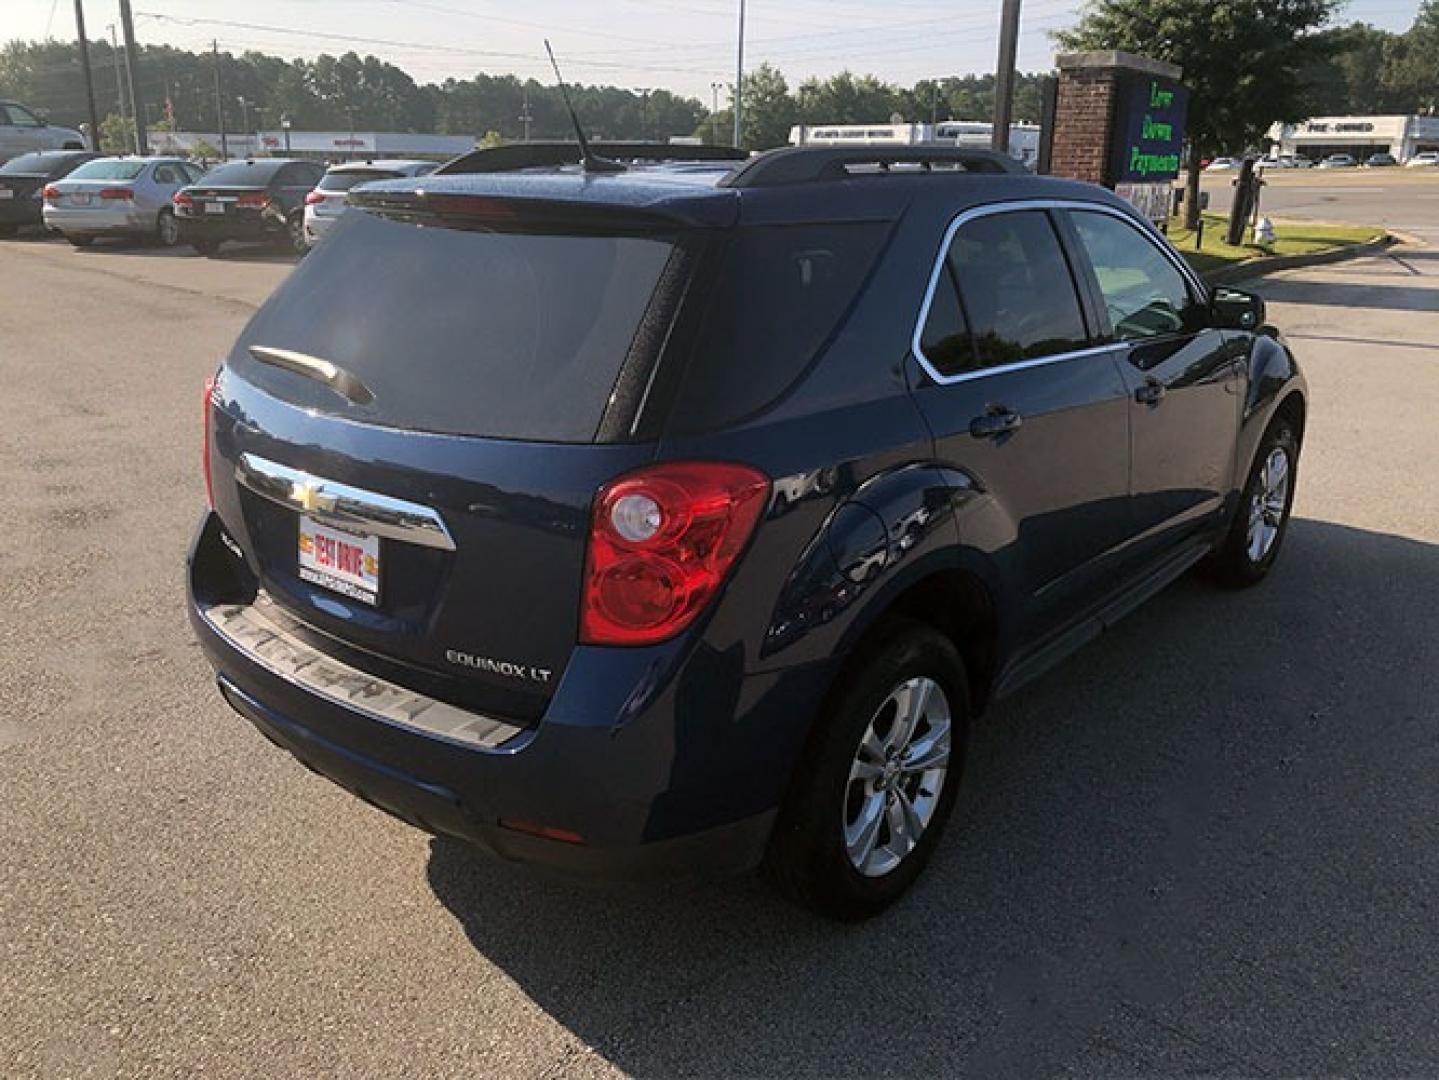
top-left (173, 158), bottom-right (326, 256)
top-left (0, 149), bottom-right (98, 236)
top-left (1205, 157), bottom-right (1240, 172)
top-left (1405, 151), bottom-right (1439, 168)
top-left (0, 100), bottom-right (87, 164)
top-left (42, 155), bottom-right (205, 247)
top-left (1318, 154), bottom-right (1357, 169)
top-left (1364, 153), bottom-right (1398, 167)
top-left (303, 159), bottom-right (437, 247)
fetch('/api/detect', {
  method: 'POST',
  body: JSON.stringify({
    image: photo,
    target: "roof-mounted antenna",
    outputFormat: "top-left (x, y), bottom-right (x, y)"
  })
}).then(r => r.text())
top-left (544, 39), bottom-right (625, 174)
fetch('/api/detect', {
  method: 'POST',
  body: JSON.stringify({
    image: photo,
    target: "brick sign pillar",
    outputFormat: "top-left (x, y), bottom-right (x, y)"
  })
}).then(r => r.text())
top-left (1048, 50), bottom-right (1188, 221)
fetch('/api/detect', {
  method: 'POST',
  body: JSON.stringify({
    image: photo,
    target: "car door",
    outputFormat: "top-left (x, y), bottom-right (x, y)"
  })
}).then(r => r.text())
top-left (909, 205), bottom-right (1134, 645)
top-left (1062, 207), bottom-right (1242, 559)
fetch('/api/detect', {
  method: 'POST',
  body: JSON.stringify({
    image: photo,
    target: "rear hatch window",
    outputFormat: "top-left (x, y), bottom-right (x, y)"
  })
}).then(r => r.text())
top-left (231, 208), bottom-right (676, 442)
top-left (318, 170), bottom-right (402, 191)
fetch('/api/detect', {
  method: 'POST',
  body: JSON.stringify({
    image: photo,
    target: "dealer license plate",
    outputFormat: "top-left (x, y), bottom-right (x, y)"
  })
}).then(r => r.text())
top-left (205, 202), bottom-right (226, 214)
top-left (298, 516), bottom-right (380, 606)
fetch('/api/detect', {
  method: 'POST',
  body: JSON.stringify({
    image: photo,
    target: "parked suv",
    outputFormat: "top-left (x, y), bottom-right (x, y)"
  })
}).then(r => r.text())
top-left (173, 157), bottom-right (325, 256)
top-left (303, 159), bottom-right (438, 246)
top-left (0, 100), bottom-right (87, 163)
top-left (188, 143), bottom-right (1307, 919)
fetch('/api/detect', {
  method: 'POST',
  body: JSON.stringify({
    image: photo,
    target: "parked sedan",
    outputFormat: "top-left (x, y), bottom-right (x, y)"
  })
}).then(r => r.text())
top-left (1204, 157), bottom-right (1240, 171)
top-left (174, 158), bottom-right (326, 257)
top-left (0, 149), bottom-right (98, 236)
top-left (1405, 151), bottom-right (1439, 168)
top-left (42, 156), bottom-right (205, 246)
top-left (303, 159), bottom-right (437, 247)
top-left (1364, 152), bottom-right (1398, 167)
top-left (1318, 154), bottom-right (1357, 169)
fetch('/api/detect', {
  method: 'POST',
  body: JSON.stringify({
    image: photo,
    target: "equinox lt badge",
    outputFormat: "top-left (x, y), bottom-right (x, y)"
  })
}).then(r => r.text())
top-left (445, 649), bottom-right (553, 684)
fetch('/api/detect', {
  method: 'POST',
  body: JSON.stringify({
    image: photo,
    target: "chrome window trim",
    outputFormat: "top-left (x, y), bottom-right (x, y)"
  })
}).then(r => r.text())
top-left (909, 198), bottom-right (1207, 387)
top-left (235, 453), bottom-right (456, 552)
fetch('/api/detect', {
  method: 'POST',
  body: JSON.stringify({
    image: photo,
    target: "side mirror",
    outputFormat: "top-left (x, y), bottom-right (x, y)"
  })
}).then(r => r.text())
top-left (1211, 287), bottom-right (1265, 331)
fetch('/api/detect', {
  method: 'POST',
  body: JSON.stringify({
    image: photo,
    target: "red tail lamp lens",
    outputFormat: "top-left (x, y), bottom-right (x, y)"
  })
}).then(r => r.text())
top-left (42, 184), bottom-right (60, 202)
top-left (235, 192), bottom-right (269, 209)
top-left (304, 190), bottom-right (326, 205)
top-left (581, 462), bottom-right (770, 646)
top-left (173, 191), bottom-right (194, 208)
top-left (98, 187), bottom-right (133, 200)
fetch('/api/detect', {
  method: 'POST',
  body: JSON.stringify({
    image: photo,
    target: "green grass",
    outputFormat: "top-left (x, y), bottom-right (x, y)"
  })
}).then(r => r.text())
top-left (1165, 213), bottom-right (1385, 274)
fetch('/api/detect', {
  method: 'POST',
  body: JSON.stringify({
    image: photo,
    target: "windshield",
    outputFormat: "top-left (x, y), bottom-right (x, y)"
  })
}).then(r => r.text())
top-left (0, 152), bottom-right (74, 175)
top-left (199, 161), bottom-right (282, 186)
top-left (68, 159), bottom-right (147, 181)
top-left (318, 170), bottom-right (402, 192)
top-left (232, 209), bottom-right (676, 441)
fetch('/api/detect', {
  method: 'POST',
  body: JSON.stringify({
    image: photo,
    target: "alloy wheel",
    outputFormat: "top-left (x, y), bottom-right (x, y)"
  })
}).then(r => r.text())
top-left (843, 676), bottom-right (952, 878)
top-left (1246, 446), bottom-right (1290, 563)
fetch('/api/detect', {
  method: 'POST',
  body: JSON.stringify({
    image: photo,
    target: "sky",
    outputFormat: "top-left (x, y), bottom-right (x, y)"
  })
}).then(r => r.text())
top-left (7, 0), bottom-right (1428, 102)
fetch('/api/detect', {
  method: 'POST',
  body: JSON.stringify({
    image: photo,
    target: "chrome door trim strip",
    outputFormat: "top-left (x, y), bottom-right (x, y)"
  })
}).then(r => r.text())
top-left (235, 453), bottom-right (456, 552)
top-left (909, 198), bottom-right (1207, 388)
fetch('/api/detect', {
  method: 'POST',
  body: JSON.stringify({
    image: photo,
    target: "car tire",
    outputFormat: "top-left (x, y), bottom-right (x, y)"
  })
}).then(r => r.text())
top-left (764, 619), bottom-right (968, 921)
top-left (191, 240), bottom-right (221, 257)
top-left (155, 209), bottom-right (180, 247)
top-left (66, 234), bottom-right (94, 247)
top-left (1204, 416), bottom-right (1299, 587)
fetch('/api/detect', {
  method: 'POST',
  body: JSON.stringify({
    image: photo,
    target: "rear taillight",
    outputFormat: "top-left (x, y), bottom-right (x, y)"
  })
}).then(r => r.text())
top-left (202, 374), bottom-right (216, 510)
top-left (99, 187), bottom-right (133, 201)
top-left (173, 191), bottom-right (194, 209)
top-left (235, 192), bottom-right (269, 209)
top-left (42, 184), bottom-right (60, 202)
top-left (580, 462), bottom-right (770, 646)
top-left (304, 190), bottom-right (326, 205)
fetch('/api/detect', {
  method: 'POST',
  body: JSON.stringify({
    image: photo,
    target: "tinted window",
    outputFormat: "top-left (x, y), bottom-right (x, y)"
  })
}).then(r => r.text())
top-left (232, 209), bottom-right (675, 442)
top-left (917, 267), bottom-right (974, 377)
top-left (932, 210), bottom-right (1088, 372)
top-left (671, 222), bottom-right (889, 430)
top-left (67, 159), bottom-right (147, 181)
top-left (200, 161), bottom-right (284, 186)
top-left (1, 152), bottom-right (74, 175)
top-left (4, 104), bottom-right (41, 127)
top-left (153, 163), bottom-right (182, 184)
top-left (319, 169), bottom-right (402, 192)
top-left (1069, 210), bottom-right (1201, 341)
top-left (182, 163), bottom-right (206, 183)
top-left (274, 163), bottom-right (322, 187)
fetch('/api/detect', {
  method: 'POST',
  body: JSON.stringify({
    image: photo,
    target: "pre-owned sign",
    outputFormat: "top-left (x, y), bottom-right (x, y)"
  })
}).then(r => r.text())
top-left (1109, 74), bottom-right (1190, 184)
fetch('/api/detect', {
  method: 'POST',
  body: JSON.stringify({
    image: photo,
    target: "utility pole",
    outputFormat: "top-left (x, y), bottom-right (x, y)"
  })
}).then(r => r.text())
top-left (519, 87), bottom-right (533, 142)
top-left (118, 0), bottom-right (146, 154)
top-left (636, 88), bottom-right (651, 141)
top-left (107, 24), bottom-right (130, 152)
top-left (72, 1), bottom-right (101, 152)
top-left (991, 0), bottom-right (1021, 155)
top-left (732, 0), bottom-right (746, 148)
top-left (238, 95), bottom-right (249, 154)
top-left (212, 40), bottom-right (228, 159)
top-left (710, 81), bottom-right (722, 118)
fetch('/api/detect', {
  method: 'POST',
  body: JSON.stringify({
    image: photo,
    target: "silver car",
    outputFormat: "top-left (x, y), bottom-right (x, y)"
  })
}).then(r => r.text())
top-left (303, 159), bottom-right (437, 247)
top-left (42, 155), bottom-right (206, 247)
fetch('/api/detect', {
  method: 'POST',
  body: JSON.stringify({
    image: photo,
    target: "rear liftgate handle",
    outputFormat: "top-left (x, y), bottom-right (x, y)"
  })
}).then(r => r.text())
top-left (969, 403), bottom-right (1023, 439)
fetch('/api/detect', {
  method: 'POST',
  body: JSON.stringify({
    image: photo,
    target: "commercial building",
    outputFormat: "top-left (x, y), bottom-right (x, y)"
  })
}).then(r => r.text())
top-left (788, 121), bottom-right (1042, 168)
top-left (1267, 115), bottom-right (1439, 162)
top-left (146, 129), bottom-right (475, 162)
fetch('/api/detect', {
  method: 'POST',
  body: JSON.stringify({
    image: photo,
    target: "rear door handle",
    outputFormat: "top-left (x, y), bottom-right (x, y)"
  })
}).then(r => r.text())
top-left (969, 405), bottom-right (1023, 439)
top-left (1135, 378), bottom-right (1166, 405)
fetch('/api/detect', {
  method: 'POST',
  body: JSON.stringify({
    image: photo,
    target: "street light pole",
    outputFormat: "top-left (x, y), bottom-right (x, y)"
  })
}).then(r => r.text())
top-left (107, 24), bottom-right (129, 153)
top-left (238, 95), bottom-right (249, 154)
top-left (991, 0), bottom-right (1021, 155)
top-left (118, 0), bottom-right (147, 154)
top-left (732, 0), bottom-right (746, 148)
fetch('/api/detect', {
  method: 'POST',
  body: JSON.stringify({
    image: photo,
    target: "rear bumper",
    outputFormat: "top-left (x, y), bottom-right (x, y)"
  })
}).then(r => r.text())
top-left (43, 205), bottom-right (154, 233)
top-left (178, 212), bottom-right (285, 244)
top-left (187, 512), bottom-right (827, 879)
top-left (303, 208), bottom-right (341, 245)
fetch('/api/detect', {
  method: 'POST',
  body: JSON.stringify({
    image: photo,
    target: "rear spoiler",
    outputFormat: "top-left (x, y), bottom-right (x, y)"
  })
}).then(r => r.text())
top-left (346, 188), bottom-right (719, 235)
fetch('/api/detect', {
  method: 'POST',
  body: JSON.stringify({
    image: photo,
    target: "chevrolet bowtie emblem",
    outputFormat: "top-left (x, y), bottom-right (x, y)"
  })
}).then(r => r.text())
top-left (292, 480), bottom-right (329, 513)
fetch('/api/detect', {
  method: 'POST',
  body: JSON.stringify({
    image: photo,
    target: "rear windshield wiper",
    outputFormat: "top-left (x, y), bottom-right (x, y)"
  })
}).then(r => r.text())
top-left (247, 345), bottom-right (375, 407)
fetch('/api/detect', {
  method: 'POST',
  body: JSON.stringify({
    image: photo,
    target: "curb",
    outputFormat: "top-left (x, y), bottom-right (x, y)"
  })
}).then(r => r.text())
top-left (1201, 233), bottom-right (1397, 284)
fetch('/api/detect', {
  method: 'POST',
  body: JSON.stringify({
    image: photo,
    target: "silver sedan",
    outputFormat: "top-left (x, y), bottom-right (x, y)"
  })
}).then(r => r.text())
top-left (42, 156), bottom-right (206, 247)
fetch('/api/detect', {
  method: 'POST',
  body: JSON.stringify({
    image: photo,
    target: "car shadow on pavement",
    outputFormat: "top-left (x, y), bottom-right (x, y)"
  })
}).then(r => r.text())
top-left (426, 518), bottom-right (1439, 1077)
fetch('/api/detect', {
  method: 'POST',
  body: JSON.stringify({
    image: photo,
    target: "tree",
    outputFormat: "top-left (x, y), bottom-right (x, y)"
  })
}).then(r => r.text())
top-left (98, 112), bottom-right (131, 154)
top-left (1056, 0), bottom-right (1342, 228)
top-left (737, 63), bottom-right (796, 150)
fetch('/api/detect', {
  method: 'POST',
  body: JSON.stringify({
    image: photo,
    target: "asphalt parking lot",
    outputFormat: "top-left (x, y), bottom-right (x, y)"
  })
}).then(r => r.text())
top-left (1, 203), bottom-right (1437, 1076)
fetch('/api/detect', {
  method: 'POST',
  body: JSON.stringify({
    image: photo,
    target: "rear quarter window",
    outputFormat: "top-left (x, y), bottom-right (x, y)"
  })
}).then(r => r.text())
top-left (666, 222), bottom-right (890, 431)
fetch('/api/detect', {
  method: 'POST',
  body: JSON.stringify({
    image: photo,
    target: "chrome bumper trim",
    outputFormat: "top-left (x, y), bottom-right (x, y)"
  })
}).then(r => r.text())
top-left (202, 594), bottom-right (523, 750)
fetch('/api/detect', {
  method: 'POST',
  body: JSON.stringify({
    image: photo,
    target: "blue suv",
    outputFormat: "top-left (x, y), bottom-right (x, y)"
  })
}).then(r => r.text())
top-left (188, 143), bottom-right (1306, 919)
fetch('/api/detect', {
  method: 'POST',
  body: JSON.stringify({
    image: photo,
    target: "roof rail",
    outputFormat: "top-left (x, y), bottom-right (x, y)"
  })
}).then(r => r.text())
top-left (719, 145), bottom-right (1025, 188)
top-left (434, 141), bottom-right (749, 175)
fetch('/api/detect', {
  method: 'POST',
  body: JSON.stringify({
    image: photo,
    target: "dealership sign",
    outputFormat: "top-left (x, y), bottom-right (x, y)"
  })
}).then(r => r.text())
top-left (1110, 74), bottom-right (1190, 183)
